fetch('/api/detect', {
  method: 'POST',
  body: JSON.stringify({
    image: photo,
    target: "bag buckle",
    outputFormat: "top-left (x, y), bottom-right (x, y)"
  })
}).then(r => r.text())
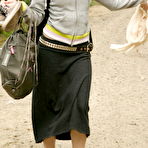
top-left (9, 45), bottom-right (15, 55)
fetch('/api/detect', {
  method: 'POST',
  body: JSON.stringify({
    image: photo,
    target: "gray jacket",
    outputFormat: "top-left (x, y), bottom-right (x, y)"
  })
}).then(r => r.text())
top-left (24, 0), bottom-right (144, 37)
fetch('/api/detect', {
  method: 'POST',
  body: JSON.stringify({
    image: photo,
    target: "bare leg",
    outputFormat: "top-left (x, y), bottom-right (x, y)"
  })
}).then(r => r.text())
top-left (71, 130), bottom-right (87, 148)
top-left (43, 136), bottom-right (56, 148)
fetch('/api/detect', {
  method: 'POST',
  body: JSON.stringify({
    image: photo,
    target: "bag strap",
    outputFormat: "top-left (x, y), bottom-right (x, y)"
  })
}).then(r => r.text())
top-left (36, 0), bottom-right (50, 42)
top-left (44, 0), bottom-right (50, 18)
top-left (89, 31), bottom-right (93, 44)
top-left (46, 0), bottom-right (50, 10)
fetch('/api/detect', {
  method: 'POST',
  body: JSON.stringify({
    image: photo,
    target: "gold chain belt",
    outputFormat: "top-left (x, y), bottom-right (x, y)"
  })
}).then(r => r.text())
top-left (39, 37), bottom-right (93, 52)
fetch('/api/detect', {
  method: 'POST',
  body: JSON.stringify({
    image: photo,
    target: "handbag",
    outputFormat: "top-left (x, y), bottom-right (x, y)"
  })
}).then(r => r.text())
top-left (0, 0), bottom-right (50, 99)
top-left (0, 21), bottom-right (38, 99)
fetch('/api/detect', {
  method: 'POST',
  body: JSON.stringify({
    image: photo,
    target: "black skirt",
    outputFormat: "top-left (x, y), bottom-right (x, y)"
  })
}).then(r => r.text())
top-left (32, 37), bottom-right (92, 143)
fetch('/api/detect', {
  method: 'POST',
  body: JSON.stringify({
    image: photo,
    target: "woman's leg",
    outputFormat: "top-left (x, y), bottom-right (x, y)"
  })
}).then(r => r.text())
top-left (71, 130), bottom-right (87, 148)
top-left (43, 136), bottom-right (56, 148)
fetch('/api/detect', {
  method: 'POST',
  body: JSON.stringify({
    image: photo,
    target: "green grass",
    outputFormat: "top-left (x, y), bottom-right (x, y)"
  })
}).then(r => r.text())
top-left (0, 31), bottom-right (12, 46)
top-left (90, 0), bottom-right (100, 6)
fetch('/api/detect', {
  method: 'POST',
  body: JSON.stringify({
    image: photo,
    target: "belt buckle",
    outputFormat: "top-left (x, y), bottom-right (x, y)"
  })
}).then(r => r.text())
top-left (87, 43), bottom-right (93, 52)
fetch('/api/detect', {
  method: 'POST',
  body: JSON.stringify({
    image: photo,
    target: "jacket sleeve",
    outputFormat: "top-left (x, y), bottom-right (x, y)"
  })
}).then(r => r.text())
top-left (22, 0), bottom-right (46, 25)
top-left (96, 0), bottom-right (146, 10)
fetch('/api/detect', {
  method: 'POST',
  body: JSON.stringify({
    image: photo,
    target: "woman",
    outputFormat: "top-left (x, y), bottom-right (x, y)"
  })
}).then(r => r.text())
top-left (2, 0), bottom-right (148, 148)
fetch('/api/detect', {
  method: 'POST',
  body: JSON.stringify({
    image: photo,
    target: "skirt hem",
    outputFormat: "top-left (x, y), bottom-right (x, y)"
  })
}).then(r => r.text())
top-left (35, 126), bottom-right (90, 143)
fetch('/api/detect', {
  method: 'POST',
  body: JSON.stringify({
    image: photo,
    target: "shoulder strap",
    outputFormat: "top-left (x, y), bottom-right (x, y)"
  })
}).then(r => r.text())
top-left (46, 0), bottom-right (50, 9)
top-left (45, 0), bottom-right (50, 13)
top-left (89, 31), bottom-right (93, 44)
top-left (44, 0), bottom-right (50, 21)
top-left (36, 0), bottom-right (50, 42)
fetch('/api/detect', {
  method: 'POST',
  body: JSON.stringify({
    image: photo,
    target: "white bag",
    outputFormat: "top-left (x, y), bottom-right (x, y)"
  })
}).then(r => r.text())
top-left (110, 4), bottom-right (148, 53)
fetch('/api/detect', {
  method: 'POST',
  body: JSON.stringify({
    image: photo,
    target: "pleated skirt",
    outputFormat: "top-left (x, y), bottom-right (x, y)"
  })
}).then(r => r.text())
top-left (32, 37), bottom-right (92, 143)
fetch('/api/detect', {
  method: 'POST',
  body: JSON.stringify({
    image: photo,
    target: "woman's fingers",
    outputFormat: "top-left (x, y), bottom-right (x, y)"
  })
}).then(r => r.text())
top-left (140, 1), bottom-right (148, 11)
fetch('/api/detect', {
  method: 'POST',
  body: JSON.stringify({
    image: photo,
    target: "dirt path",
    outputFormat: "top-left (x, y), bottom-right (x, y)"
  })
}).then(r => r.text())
top-left (1, 5), bottom-right (148, 148)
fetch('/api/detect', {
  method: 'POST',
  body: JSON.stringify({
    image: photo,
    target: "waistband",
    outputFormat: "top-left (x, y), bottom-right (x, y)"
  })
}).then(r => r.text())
top-left (43, 24), bottom-right (90, 45)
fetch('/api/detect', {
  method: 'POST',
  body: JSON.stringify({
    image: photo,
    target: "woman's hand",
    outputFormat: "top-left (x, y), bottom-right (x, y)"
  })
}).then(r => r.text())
top-left (140, 1), bottom-right (148, 11)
